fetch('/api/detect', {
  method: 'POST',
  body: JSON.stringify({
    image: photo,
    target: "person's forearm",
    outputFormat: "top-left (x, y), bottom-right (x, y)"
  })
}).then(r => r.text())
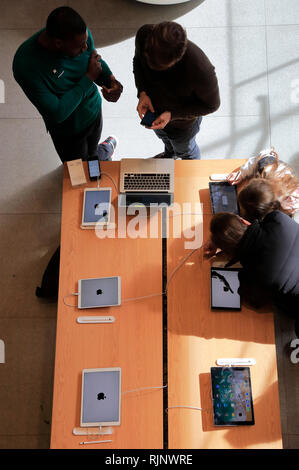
top-left (133, 55), bottom-right (149, 98)
top-left (171, 66), bottom-right (220, 119)
top-left (171, 86), bottom-right (220, 120)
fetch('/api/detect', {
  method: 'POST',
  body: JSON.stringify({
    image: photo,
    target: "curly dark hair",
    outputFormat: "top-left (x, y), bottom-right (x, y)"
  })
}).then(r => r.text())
top-left (46, 6), bottom-right (86, 40)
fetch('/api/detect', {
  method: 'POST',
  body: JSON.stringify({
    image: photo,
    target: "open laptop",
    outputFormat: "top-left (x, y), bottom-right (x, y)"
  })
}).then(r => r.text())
top-left (119, 158), bottom-right (174, 207)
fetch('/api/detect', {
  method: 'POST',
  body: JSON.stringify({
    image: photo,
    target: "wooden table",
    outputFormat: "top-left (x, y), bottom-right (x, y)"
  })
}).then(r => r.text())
top-left (50, 162), bottom-right (164, 449)
top-left (167, 160), bottom-right (282, 449)
top-left (50, 159), bottom-right (282, 449)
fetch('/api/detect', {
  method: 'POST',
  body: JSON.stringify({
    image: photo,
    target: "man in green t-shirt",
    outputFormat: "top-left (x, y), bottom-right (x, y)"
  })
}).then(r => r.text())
top-left (13, 6), bottom-right (123, 162)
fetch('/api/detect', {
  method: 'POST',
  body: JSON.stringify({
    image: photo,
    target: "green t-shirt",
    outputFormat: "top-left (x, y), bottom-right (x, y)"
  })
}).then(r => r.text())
top-left (13, 28), bottom-right (112, 136)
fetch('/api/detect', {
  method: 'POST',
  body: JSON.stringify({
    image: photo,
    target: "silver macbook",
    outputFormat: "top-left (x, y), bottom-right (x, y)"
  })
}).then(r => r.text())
top-left (120, 158), bottom-right (174, 194)
top-left (80, 368), bottom-right (121, 427)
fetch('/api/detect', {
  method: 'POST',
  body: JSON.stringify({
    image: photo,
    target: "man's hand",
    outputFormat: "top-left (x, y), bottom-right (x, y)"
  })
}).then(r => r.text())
top-left (102, 75), bottom-right (123, 102)
top-left (150, 111), bottom-right (171, 130)
top-left (86, 50), bottom-right (102, 82)
top-left (137, 91), bottom-right (154, 119)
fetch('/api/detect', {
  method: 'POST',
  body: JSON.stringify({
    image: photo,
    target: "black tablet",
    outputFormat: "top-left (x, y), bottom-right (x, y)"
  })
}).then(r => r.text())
top-left (211, 267), bottom-right (241, 311)
top-left (210, 367), bottom-right (255, 426)
top-left (209, 182), bottom-right (239, 214)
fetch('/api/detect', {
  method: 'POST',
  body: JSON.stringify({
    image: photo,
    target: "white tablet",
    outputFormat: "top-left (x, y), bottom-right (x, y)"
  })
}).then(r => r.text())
top-left (80, 368), bottom-right (121, 427)
top-left (81, 188), bottom-right (112, 228)
top-left (78, 276), bottom-right (121, 309)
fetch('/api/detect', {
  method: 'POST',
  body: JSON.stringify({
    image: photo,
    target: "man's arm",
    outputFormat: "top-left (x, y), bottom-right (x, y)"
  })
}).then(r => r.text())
top-left (15, 73), bottom-right (95, 125)
top-left (13, 46), bottom-right (102, 125)
top-left (170, 64), bottom-right (220, 120)
top-left (133, 25), bottom-right (152, 98)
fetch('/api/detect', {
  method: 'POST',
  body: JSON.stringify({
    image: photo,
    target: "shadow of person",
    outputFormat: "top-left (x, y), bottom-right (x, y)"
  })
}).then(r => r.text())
top-left (199, 373), bottom-right (282, 448)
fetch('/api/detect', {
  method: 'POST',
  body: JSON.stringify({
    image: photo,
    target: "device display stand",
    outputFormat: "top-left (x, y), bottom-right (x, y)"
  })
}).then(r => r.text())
top-left (73, 426), bottom-right (113, 436)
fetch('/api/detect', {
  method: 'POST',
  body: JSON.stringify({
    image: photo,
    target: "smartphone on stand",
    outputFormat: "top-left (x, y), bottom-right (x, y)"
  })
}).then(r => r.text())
top-left (87, 158), bottom-right (101, 181)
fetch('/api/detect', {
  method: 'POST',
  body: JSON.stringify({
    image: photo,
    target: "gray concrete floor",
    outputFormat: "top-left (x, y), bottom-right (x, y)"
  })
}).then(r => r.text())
top-left (0, 0), bottom-right (298, 448)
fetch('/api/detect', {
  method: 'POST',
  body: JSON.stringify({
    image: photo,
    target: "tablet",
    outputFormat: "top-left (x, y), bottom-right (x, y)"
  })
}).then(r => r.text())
top-left (209, 182), bottom-right (239, 214)
top-left (81, 188), bottom-right (112, 227)
top-left (210, 367), bottom-right (255, 426)
top-left (80, 368), bottom-right (121, 427)
top-left (211, 267), bottom-right (241, 310)
top-left (78, 276), bottom-right (121, 309)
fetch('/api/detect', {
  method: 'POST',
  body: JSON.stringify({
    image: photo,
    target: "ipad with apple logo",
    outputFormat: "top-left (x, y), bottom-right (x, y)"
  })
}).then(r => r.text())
top-left (80, 368), bottom-right (121, 427)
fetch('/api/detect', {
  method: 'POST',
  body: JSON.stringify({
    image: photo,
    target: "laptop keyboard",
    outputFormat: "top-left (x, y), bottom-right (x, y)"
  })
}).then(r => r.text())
top-left (123, 173), bottom-right (170, 191)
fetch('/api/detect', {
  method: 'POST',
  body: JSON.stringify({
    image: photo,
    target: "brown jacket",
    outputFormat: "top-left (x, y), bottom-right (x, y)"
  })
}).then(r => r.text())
top-left (133, 24), bottom-right (220, 129)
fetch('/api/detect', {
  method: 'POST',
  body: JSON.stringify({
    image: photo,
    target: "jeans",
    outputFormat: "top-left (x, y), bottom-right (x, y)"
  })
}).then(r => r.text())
top-left (48, 111), bottom-right (112, 163)
top-left (154, 116), bottom-right (202, 160)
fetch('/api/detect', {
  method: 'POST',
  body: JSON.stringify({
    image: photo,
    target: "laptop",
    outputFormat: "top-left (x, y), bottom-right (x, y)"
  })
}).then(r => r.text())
top-left (119, 158), bottom-right (174, 207)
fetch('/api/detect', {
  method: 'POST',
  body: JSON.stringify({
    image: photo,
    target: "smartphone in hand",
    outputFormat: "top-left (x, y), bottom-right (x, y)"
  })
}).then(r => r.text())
top-left (140, 110), bottom-right (157, 127)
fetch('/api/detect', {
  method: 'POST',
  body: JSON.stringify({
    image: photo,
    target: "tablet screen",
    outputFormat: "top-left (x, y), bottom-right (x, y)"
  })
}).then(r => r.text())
top-left (82, 189), bottom-right (111, 225)
top-left (211, 367), bottom-right (254, 426)
top-left (209, 182), bottom-right (239, 214)
top-left (211, 268), bottom-right (241, 310)
top-left (79, 277), bottom-right (121, 309)
top-left (81, 368), bottom-right (121, 427)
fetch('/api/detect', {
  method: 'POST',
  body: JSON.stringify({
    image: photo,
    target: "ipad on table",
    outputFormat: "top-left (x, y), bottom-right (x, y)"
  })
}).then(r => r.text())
top-left (210, 267), bottom-right (241, 311)
top-left (80, 368), bottom-right (121, 427)
top-left (78, 276), bottom-right (121, 309)
top-left (81, 188), bottom-right (112, 228)
top-left (210, 366), bottom-right (254, 426)
top-left (209, 182), bottom-right (239, 215)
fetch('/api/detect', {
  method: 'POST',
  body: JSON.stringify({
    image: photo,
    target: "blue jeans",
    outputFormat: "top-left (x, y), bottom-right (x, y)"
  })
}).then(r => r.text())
top-left (154, 117), bottom-right (202, 160)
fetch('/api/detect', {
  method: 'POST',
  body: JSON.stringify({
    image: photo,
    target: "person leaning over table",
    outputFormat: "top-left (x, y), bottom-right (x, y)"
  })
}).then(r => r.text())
top-left (133, 21), bottom-right (220, 159)
top-left (222, 147), bottom-right (299, 217)
top-left (237, 177), bottom-right (299, 222)
top-left (203, 210), bottom-right (299, 338)
top-left (13, 6), bottom-right (123, 163)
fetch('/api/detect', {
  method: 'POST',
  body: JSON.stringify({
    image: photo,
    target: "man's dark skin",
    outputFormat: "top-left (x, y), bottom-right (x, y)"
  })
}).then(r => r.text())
top-left (37, 29), bottom-right (122, 101)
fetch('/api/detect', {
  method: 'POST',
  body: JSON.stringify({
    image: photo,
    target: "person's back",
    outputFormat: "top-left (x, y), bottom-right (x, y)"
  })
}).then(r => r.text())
top-left (237, 211), bottom-right (299, 313)
top-left (207, 210), bottom-right (299, 313)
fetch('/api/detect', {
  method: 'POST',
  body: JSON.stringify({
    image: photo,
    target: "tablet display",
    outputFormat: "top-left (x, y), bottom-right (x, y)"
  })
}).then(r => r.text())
top-left (82, 188), bottom-right (111, 227)
top-left (80, 368), bottom-right (121, 427)
top-left (211, 267), bottom-right (241, 310)
top-left (78, 276), bottom-right (121, 309)
top-left (210, 367), bottom-right (254, 426)
top-left (209, 182), bottom-right (239, 214)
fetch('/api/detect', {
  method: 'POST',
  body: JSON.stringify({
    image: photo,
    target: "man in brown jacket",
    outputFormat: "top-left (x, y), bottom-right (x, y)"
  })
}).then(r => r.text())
top-left (133, 21), bottom-right (220, 159)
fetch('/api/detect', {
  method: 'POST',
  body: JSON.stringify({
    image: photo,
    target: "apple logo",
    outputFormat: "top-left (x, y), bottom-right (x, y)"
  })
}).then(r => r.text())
top-left (97, 392), bottom-right (106, 400)
top-left (97, 289), bottom-right (103, 295)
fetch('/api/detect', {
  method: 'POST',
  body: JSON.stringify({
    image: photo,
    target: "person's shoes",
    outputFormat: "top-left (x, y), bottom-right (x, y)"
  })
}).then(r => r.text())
top-left (99, 135), bottom-right (118, 161)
